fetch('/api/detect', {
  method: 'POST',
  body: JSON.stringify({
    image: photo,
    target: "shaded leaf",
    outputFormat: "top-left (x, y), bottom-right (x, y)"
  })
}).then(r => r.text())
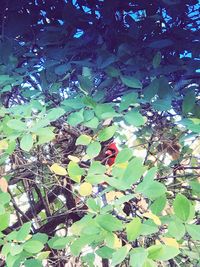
top-left (121, 76), bottom-right (142, 89)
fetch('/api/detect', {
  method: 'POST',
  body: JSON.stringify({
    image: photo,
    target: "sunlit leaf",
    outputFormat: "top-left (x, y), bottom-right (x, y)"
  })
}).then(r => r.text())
top-left (186, 224), bottom-right (200, 241)
top-left (50, 163), bottom-right (67, 176)
top-left (0, 139), bottom-right (8, 150)
top-left (143, 212), bottom-right (161, 226)
top-left (79, 182), bottom-right (92, 196)
top-left (125, 110), bottom-right (146, 127)
top-left (96, 214), bottom-right (123, 232)
top-left (161, 237), bottom-right (179, 249)
top-left (23, 240), bottom-right (44, 254)
top-left (173, 194), bottom-right (191, 222)
top-left (111, 245), bottom-right (131, 266)
top-left (68, 161), bottom-right (84, 183)
top-left (76, 134), bottom-right (92, 145)
top-left (98, 125), bottom-right (117, 142)
top-left (7, 119), bottom-right (27, 131)
top-left (86, 141), bottom-right (101, 158)
top-left (148, 244), bottom-right (180, 261)
top-left (20, 134), bottom-right (33, 152)
top-left (126, 217), bottom-right (142, 241)
top-left (130, 248), bottom-right (148, 267)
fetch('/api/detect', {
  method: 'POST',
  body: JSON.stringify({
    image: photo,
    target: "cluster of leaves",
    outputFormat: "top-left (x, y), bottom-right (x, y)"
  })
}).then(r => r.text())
top-left (0, 0), bottom-right (200, 266)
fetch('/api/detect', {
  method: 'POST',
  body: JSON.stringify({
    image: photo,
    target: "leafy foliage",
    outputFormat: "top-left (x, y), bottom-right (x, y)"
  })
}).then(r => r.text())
top-left (0, 0), bottom-right (200, 266)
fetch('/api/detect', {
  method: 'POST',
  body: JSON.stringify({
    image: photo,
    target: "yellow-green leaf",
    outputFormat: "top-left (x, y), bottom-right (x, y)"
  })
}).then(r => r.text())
top-left (79, 182), bottom-right (92, 196)
top-left (50, 163), bottom-right (67, 176)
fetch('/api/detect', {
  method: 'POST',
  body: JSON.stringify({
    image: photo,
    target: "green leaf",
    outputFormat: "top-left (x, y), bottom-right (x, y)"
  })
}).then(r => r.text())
top-left (32, 233), bottom-right (48, 244)
top-left (168, 221), bottom-right (185, 240)
top-left (182, 91), bottom-right (196, 114)
top-left (62, 98), bottom-right (85, 110)
top-left (82, 66), bottom-right (92, 77)
top-left (7, 119), bottom-right (27, 131)
top-left (78, 75), bottom-right (92, 93)
top-left (189, 181), bottom-right (200, 195)
top-left (46, 108), bottom-right (65, 121)
top-left (88, 161), bottom-right (106, 175)
top-left (82, 224), bottom-right (101, 235)
top-left (173, 194), bottom-right (191, 221)
top-left (105, 66), bottom-right (120, 77)
top-left (83, 117), bottom-right (99, 129)
top-left (86, 198), bottom-right (100, 212)
top-left (115, 148), bottom-right (133, 163)
top-left (23, 240), bottom-right (44, 254)
top-left (0, 213), bottom-right (10, 231)
top-left (68, 110), bottom-right (84, 126)
top-left (152, 52), bottom-right (161, 68)
top-left (20, 134), bottom-right (33, 152)
top-left (123, 158), bottom-right (146, 186)
top-left (24, 259), bottom-right (43, 267)
top-left (98, 125), bottom-right (117, 142)
top-left (126, 217), bottom-right (142, 241)
top-left (150, 195), bottom-right (166, 215)
top-left (5, 231), bottom-right (17, 241)
top-left (94, 104), bottom-right (118, 119)
top-left (157, 76), bottom-right (172, 99)
top-left (143, 259), bottom-right (157, 267)
top-left (147, 245), bottom-right (180, 261)
top-left (180, 118), bottom-right (200, 133)
top-left (35, 127), bottom-right (55, 145)
top-left (86, 174), bottom-right (106, 185)
top-left (140, 220), bottom-right (159, 235)
top-left (10, 244), bottom-right (23, 256)
top-left (111, 245), bottom-right (131, 266)
top-left (96, 214), bottom-right (123, 232)
top-left (37, 251), bottom-right (50, 260)
top-left (76, 134), bottom-right (92, 145)
top-left (86, 141), bottom-right (101, 159)
top-left (48, 236), bottom-right (72, 249)
top-left (54, 64), bottom-right (69, 75)
top-left (70, 235), bottom-right (96, 256)
top-left (0, 192), bottom-right (11, 205)
top-left (119, 92), bottom-right (138, 111)
top-left (83, 109), bottom-right (94, 121)
top-left (96, 246), bottom-right (114, 259)
top-left (82, 96), bottom-right (96, 108)
top-left (136, 181), bottom-right (166, 200)
top-left (130, 248), bottom-right (148, 267)
top-left (124, 110), bottom-right (146, 127)
top-left (136, 168), bottom-right (166, 200)
top-left (30, 118), bottom-right (50, 132)
top-left (81, 253), bottom-right (95, 266)
top-left (144, 79), bottom-right (159, 101)
top-left (152, 98), bottom-right (171, 111)
top-left (121, 76), bottom-right (142, 89)
top-left (186, 224), bottom-right (200, 241)
top-left (16, 222), bottom-right (31, 241)
top-left (68, 161), bottom-right (85, 183)
top-left (1, 243), bottom-right (11, 257)
top-left (0, 75), bottom-right (11, 84)
top-left (71, 214), bottom-right (94, 235)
